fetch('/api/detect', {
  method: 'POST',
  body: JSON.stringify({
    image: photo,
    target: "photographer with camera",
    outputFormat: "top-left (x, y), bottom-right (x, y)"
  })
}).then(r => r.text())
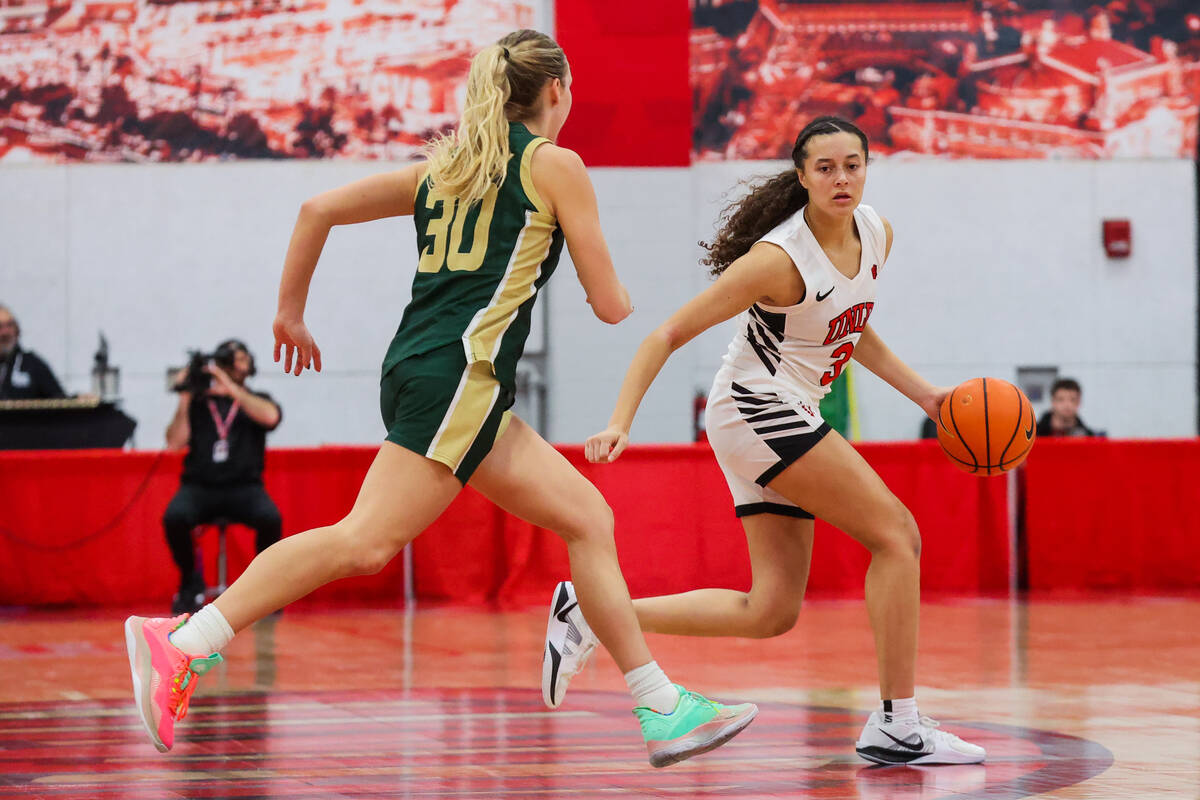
top-left (163, 339), bottom-right (283, 614)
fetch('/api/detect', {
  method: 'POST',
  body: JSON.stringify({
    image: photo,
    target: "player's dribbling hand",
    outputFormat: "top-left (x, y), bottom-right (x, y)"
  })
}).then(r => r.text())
top-left (920, 386), bottom-right (954, 425)
top-left (273, 314), bottom-right (323, 377)
top-left (585, 426), bottom-right (629, 463)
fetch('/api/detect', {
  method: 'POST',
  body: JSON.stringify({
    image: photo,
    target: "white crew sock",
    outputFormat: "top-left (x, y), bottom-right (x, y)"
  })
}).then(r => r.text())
top-left (169, 604), bottom-right (235, 656)
top-left (881, 696), bottom-right (918, 725)
top-left (624, 661), bottom-right (680, 713)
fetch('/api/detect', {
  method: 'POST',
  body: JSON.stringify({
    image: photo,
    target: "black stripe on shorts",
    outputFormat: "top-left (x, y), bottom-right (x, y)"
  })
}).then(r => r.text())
top-left (754, 421), bottom-right (833, 486)
top-left (735, 502), bottom-right (814, 520)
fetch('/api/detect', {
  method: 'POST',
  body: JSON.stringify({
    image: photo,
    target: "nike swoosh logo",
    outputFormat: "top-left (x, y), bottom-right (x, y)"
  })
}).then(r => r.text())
top-left (881, 729), bottom-right (926, 751)
top-left (546, 642), bottom-right (562, 702)
top-left (1025, 421), bottom-right (1034, 439)
top-left (552, 584), bottom-right (571, 614)
top-left (815, 287), bottom-right (834, 302)
top-left (555, 601), bottom-right (579, 624)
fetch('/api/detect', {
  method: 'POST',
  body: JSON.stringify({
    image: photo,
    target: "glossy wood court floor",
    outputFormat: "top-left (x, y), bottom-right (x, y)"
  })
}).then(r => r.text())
top-left (1, 596), bottom-right (1196, 799)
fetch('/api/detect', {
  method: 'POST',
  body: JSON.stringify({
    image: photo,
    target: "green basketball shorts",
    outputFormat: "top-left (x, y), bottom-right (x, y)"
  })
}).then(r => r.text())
top-left (380, 343), bottom-right (515, 484)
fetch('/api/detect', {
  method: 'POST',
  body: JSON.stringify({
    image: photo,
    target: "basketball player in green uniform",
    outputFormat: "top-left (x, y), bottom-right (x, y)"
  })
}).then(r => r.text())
top-left (124, 29), bottom-right (757, 767)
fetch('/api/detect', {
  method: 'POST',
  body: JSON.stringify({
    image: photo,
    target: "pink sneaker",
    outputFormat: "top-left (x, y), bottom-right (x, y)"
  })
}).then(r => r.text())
top-left (124, 614), bottom-right (223, 752)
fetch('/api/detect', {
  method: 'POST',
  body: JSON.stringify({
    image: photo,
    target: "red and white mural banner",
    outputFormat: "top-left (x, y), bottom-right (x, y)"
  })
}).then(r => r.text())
top-left (692, 0), bottom-right (1200, 160)
top-left (0, 0), bottom-right (536, 162)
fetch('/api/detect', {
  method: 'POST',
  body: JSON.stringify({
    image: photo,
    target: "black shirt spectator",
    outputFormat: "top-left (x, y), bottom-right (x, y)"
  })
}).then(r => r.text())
top-left (181, 391), bottom-right (279, 485)
top-left (1036, 411), bottom-right (1097, 437)
top-left (162, 340), bottom-right (283, 614)
top-left (0, 306), bottom-right (66, 400)
top-left (0, 347), bottom-right (65, 400)
top-left (1035, 377), bottom-right (1099, 437)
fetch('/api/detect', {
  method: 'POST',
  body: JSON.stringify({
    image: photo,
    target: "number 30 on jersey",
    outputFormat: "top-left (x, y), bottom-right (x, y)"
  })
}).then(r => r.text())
top-left (418, 189), bottom-right (497, 273)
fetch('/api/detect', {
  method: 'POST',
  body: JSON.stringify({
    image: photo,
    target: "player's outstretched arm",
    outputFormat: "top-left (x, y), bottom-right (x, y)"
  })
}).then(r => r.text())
top-left (586, 243), bottom-right (798, 463)
top-left (273, 163), bottom-right (425, 375)
top-left (852, 325), bottom-right (948, 421)
top-left (533, 145), bottom-right (631, 323)
top-left (850, 213), bottom-right (946, 418)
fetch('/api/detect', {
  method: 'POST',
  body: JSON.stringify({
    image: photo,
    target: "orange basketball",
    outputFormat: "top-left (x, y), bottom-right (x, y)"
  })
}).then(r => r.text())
top-left (936, 377), bottom-right (1035, 476)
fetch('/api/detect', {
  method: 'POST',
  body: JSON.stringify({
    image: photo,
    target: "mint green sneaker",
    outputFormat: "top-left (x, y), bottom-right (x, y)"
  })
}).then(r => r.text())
top-left (633, 684), bottom-right (758, 768)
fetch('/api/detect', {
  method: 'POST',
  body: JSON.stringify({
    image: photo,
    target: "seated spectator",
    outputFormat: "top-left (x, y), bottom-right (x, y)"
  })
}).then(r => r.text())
top-left (163, 340), bottom-right (283, 613)
top-left (0, 305), bottom-right (67, 401)
top-left (1036, 378), bottom-right (1099, 437)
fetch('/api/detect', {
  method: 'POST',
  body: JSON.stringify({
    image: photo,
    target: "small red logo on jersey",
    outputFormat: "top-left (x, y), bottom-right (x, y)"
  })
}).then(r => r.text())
top-left (871, 263), bottom-right (879, 279)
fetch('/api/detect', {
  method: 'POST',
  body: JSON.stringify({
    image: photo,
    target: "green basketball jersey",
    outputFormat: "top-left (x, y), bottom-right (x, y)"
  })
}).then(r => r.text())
top-left (383, 122), bottom-right (565, 388)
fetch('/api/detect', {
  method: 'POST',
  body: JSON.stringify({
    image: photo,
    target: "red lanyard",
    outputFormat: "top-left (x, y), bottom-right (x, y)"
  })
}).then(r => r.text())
top-left (206, 398), bottom-right (240, 441)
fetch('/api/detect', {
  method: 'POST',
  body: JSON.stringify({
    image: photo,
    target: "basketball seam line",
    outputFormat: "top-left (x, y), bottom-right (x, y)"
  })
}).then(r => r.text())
top-left (942, 435), bottom-right (1033, 471)
top-left (946, 385), bottom-right (978, 468)
top-left (997, 382), bottom-right (1025, 466)
top-left (942, 447), bottom-right (1028, 472)
top-left (983, 378), bottom-right (992, 470)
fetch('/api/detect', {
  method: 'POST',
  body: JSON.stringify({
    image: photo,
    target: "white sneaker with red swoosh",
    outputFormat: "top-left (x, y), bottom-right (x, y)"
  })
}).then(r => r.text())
top-left (856, 712), bottom-right (985, 765)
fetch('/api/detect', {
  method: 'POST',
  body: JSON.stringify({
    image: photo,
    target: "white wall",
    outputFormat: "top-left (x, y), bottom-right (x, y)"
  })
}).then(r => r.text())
top-left (546, 168), bottom-right (699, 444)
top-left (1, 157), bottom-right (1195, 447)
top-left (690, 159), bottom-right (1199, 441)
top-left (2, 161), bottom-right (416, 447)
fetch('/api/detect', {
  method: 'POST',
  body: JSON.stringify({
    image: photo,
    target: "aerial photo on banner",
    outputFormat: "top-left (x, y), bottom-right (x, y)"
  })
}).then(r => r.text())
top-left (0, 0), bottom-right (535, 162)
top-left (692, 0), bottom-right (1200, 160)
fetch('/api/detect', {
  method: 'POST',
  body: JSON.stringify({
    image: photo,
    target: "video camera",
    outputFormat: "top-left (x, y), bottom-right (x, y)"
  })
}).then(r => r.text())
top-left (172, 340), bottom-right (254, 394)
top-left (173, 350), bottom-right (233, 394)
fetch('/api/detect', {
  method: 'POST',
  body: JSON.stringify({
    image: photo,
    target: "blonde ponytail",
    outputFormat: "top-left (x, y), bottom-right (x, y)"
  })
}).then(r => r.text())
top-left (425, 30), bottom-right (567, 207)
top-left (425, 44), bottom-right (511, 206)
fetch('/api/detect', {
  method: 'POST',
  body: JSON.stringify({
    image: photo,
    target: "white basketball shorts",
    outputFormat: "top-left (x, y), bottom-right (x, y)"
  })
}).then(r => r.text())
top-left (704, 371), bottom-right (832, 519)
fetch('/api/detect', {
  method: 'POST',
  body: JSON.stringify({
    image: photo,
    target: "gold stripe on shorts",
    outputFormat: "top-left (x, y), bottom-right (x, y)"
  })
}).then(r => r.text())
top-left (426, 361), bottom-right (501, 473)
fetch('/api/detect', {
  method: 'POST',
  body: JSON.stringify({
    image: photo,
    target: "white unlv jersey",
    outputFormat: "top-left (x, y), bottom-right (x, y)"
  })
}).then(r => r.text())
top-left (718, 203), bottom-right (887, 401)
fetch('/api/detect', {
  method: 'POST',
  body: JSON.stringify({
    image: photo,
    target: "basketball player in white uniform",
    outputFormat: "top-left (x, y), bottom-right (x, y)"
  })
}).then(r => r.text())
top-left (541, 117), bottom-right (985, 765)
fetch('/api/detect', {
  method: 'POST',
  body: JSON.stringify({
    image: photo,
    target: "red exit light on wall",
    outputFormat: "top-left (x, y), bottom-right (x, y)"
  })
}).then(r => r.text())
top-left (1103, 219), bottom-right (1131, 258)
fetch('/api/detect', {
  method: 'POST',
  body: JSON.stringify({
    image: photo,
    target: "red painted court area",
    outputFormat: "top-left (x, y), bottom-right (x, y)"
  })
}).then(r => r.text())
top-left (0, 689), bottom-right (1110, 799)
top-left (1, 599), bottom-right (1196, 799)
top-left (1, 442), bottom-right (1198, 797)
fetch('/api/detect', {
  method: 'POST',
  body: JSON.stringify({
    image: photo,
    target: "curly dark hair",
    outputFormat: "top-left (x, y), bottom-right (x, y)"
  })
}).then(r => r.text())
top-left (700, 116), bottom-right (870, 277)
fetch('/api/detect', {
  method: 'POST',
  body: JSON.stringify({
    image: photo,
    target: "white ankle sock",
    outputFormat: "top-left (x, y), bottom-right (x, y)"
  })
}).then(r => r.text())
top-left (624, 661), bottom-right (679, 713)
top-left (169, 604), bottom-right (235, 656)
top-left (881, 696), bottom-right (918, 724)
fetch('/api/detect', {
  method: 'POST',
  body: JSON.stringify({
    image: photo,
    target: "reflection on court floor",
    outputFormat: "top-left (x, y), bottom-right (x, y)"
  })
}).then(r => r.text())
top-left (1, 598), bottom-right (1195, 799)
